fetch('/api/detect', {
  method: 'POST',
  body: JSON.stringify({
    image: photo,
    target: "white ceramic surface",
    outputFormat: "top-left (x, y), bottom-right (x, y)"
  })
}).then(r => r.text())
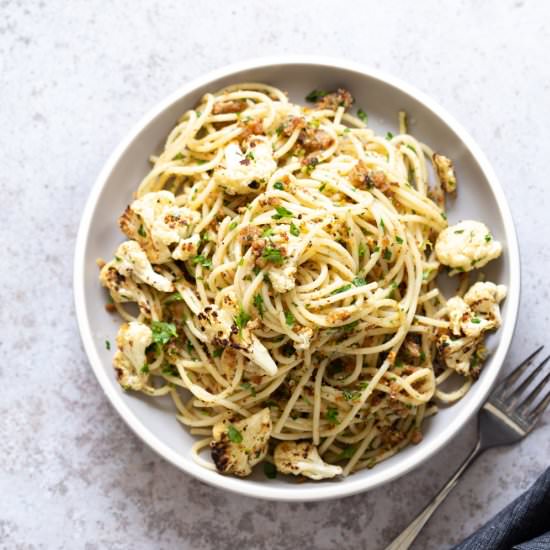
top-left (73, 56), bottom-right (520, 502)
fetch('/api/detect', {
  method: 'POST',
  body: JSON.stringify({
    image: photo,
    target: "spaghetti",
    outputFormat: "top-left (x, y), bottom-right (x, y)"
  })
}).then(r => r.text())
top-left (99, 83), bottom-right (506, 480)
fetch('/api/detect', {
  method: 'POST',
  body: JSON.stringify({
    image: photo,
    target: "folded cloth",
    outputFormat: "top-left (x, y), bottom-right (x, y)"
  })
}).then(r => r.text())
top-left (452, 467), bottom-right (550, 550)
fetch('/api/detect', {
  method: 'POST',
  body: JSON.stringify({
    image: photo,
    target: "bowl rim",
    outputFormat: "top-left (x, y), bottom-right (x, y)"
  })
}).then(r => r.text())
top-left (73, 55), bottom-right (520, 502)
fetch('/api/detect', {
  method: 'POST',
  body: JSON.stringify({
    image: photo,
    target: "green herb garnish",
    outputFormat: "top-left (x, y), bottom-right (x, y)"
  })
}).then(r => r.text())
top-left (383, 248), bottom-right (392, 261)
top-left (357, 109), bottom-right (368, 123)
top-left (290, 222), bottom-right (300, 237)
top-left (227, 425), bottom-right (243, 443)
top-left (272, 206), bottom-right (294, 220)
top-left (262, 247), bottom-right (284, 265)
top-left (396, 236), bottom-right (404, 244)
top-left (263, 462), bottom-right (277, 479)
top-left (253, 294), bottom-right (264, 317)
top-left (172, 152), bottom-right (184, 161)
top-left (235, 306), bottom-right (251, 336)
top-left (325, 407), bottom-right (339, 424)
top-left (273, 182), bottom-right (284, 190)
top-left (151, 321), bottom-right (177, 345)
top-left (386, 131), bottom-right (394, 140)
top-left (305, 89), bottom-right (328, 102)
top-left (193, 255), bottom-right (212, 269)
top-left (285, 311), bottom-right (295, 326)
top-left (331, 284), bottom-right (353, 295)
top-left (240, 382), bottom-right (257, 396)
top-left (138, 224), bottom-right (147, 238)
top-left (140, 364), bottom-right (149, 374)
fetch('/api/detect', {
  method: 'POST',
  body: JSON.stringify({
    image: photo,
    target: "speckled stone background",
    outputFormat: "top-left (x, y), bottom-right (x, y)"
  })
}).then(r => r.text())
top-left (1, 0), bottom-right (549, 548)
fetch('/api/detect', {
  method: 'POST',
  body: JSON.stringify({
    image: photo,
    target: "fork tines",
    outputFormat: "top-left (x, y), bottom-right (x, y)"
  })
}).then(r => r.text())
top-left (490, 345), bottom-right (550, 426)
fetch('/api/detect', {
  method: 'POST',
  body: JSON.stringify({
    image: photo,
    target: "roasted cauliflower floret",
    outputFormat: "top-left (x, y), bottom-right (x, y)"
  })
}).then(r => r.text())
top-left (99, 261), bottom-right (146, 306)
top-left (113, 321), bottom-right (153, 390)
top-left (115, 240), bottom-right (174, 292)
top-left (196, 304), bottom-right (235, 346)
top-left (119, 191), bottom-right (200, 263)
top-left (435, 220), bottom-right (502, 272)
top-left (274, 441), bottom-right (343, 480)
top-left (269, 263), bottom-right (297, 293)
top-left (210, 408), bottom-right (272, 476)
top-left (214, 137), bottom-right (277, 195)
top-left (437, 334), bottom-right (478, 376)
top-left (446, 281), bottom-right (507, 338)
top-left (433, 153), bottom-right (457, 193)
top-left (171, 234), bottom-right (200, 261)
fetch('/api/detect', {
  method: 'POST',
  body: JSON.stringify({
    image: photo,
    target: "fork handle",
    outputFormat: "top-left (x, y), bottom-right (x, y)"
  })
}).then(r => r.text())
top-left (385, 439), bottom-right (483, 550)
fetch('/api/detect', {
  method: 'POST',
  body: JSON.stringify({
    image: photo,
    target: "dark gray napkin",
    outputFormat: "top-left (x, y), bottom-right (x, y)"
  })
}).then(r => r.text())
top-left (452, 467), bottom-right (550, 550)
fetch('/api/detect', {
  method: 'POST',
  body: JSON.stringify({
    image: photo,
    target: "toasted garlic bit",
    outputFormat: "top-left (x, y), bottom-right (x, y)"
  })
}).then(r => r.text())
top-left (210, 408), bottom-right (272, 476)
top-left (435, 220), bottom-right (502, 272)
top-left (274, 441), bottom-right (343, 480)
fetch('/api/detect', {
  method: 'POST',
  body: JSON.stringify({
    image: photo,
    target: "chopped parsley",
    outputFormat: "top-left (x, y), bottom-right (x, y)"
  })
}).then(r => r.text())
top-left (138, 224), bottom-right (147, 238)
top-left (235, 306), bottom-right (251, 335)
top-left (305, 89), bottom-right (328, 102)
top-left (485, 233), bottom-right (492, 242)
top-left (290, 222), bottom-right (300, 237)
top-left (162, 364), bottom-right (178, 376)
top-left (253, 293), bottom-right (264, 317)
top-left (441, 212), bottom-right (447, 220)
top-left (261, 227), bottom-right (274, 237)
top-left (151, 321), bottom-right (177, 345)
top-left (285, 311), bottom-right (295, 326)
top-left (383, 248), bottom-right (392, 261)
top-left (386, 131), bottom-right (394, 140)
top-left (319, 182), bottom-right (327, 192)
top-left (352, 276), bottom-right (367, 287)
top-left (212, 347), bottom-right (223, 358)
top-left (229, 221), bottom-right (238, 230)
top-left (342, 320), bottom-right (359, 332)
top-left (396, 236), bottom-right (404, 244)
top-left (272, 206), bottom-right (294, 220)
top-left (273, 182), bottom-right (284, 191)
top-left (358, 243), bottom-right (366, 258)
top-left (331, 284), bottom-right (353, 295)
top-left (263, 462), bottom-right (277, 479)
top-left (165, 292), bottom-right (183, 304)
top-left (140, 364), bottom-right (149, 374)
top-left (240, 382), bottom-right (257, 396)
top-left (419, 351), bottom-right (426, 362)
top-left (337, 446), bottom-right (356, 460)
top-left (357, 108), bottom-right (368, 123)
top-left (192, 255), bottom-right (212, 268)
top-left (262, 247), bottom-right (284, 265)
top-left (454, 229), bottom-right (465, 234)
top-left (105, 340), bottom-right (111, 350)
top-left (227, 425), bottom-right (243, 443)
top-left (342, 389), bottom-right (360, 401)
top-left (471, 317), bottom-right (481, 324)
top-left (406, 144), bottom-right (416, 153)
top-left (325, 407), bottom-right (339, 424)
top-left (172, 152), bottom-right (184, 161)
top-left (380, 218), bottom-right (385, 231)
top-left (246, 151), bottom-right (255, 161)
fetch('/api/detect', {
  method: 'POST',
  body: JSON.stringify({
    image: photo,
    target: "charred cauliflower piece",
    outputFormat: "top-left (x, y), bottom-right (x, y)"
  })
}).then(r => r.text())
top-left (196, 304), bottom-right (235, 346)
top-left (435, 220), bottom-right (502, 272)
top-left (274, 441), bottom-right (343, 480)
top-left (214, 137), bottom-right (276, 195)
top-left (119, 191), bottom-right (200, 263)
top-left (113, 321), bottom-right (153, 390)
top-left (437, 334), bottom-right (478, 376)
top-left (210, 408), bottom-right (272, 476)
top-left (433, 153), bottom-right (457, 193)
top-left (100, 261), bottom-right (145, 305)
top-left (440, 281), bottom-right (507, 376)
top-left (115, 240), bottom-right (174, 292)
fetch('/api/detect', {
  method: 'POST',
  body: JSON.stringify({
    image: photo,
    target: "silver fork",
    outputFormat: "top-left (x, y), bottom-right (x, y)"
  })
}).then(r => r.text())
top-left (386, 346), bottom-right (550, 550)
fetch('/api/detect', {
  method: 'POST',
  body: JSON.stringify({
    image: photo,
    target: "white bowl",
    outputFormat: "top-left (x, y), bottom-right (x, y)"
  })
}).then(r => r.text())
top-left (74, 56), bottom-right (520, 501)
